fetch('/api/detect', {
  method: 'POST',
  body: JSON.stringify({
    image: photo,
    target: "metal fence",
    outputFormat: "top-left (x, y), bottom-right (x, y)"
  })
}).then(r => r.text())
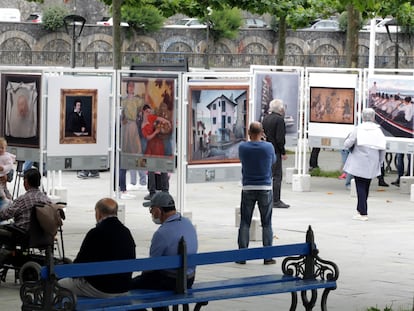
top-left (0, 50), bottom-right (412, 69)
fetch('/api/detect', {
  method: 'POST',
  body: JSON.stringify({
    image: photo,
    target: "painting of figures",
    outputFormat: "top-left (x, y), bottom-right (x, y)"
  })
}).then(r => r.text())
top-left (310, 87), bottom-right (355, 124)
top-left (367, 76), bottom-right (414, 138)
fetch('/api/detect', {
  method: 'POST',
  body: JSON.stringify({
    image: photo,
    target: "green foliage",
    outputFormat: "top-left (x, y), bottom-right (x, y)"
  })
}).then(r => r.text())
top-left (208, 8), bottom-right (243, 42)
top-left (42, 6), bottom-right (69, 32)
top-left (121, 4), bottom-right (165, 32)
top-left (338, 10), bottom-right (363, 31)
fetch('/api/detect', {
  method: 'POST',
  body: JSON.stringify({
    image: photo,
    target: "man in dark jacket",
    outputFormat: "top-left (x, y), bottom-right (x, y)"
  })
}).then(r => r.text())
top-left (58, 198), bottom-right (136, 297)
top-left (262, 98), bottom-right (290, 209)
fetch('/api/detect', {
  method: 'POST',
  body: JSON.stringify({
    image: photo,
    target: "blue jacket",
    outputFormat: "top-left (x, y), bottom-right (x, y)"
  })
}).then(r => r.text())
top-left (239, 140), bottom-right (276, 189)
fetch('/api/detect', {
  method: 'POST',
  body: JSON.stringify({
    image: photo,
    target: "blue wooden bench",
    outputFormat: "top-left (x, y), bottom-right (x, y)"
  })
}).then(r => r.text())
top-left (20, 225), bottom-right (339, 311)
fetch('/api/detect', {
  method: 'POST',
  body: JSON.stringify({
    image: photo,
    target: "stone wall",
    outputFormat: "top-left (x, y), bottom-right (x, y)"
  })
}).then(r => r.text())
top-left (0, 20), bottom-right (413, 68)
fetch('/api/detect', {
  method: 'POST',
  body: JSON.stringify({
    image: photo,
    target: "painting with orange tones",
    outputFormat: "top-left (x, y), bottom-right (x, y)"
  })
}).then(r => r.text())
top-left (310, 87), bottom-right (355, 124)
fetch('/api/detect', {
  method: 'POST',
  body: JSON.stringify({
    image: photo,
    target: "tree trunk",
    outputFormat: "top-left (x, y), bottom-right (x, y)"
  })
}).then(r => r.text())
top-left (112, 0), bottom-right (122, 70)
top-left (345, 4), bottom-right (359, 68)
top-left (277, 15), bottom-right (287, 66)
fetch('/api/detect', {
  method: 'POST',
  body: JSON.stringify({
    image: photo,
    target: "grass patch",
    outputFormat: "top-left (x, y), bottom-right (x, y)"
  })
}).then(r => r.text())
top-left (309, 167), bottom-right (342, 178)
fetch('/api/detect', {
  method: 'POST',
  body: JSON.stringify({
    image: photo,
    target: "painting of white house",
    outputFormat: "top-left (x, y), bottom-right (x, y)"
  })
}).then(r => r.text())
top-left (189, 85), bottom-right (248, 164)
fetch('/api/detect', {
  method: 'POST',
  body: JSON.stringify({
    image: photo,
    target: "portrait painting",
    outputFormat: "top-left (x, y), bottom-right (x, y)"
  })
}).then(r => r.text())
top-left (253, 71), bottom-right (300, 137)
top-left (1, 73), bottom-right (41, 148)
top-left (367, 75), bottom-right (414, 138)
top-left (60, 89), bottom-right (97, 144)
top-left (188, 84), bottom-right (249, 164)
top-left (309, 87), bottom-right (355, 124)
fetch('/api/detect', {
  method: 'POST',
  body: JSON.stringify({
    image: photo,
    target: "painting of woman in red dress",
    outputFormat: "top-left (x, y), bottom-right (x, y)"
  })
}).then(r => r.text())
top-left (141, 104), bottom-right (171, 156)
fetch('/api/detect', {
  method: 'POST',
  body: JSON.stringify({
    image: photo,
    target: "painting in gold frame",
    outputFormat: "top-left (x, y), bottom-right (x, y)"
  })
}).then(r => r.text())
top-left (60, 89), bottom-right (97, 144)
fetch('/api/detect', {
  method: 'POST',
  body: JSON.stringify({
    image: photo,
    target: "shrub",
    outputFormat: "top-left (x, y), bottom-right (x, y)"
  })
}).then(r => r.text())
top-left (42, 6), bottom-right (69, 32)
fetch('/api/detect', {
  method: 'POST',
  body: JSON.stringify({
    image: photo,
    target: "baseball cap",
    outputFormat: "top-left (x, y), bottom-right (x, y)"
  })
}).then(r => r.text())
top-left (143, 192), bottom-right (175, 210)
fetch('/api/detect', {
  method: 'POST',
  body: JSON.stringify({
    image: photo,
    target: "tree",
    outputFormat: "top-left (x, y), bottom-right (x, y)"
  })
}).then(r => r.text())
top-left (340, 0), bottom-right (414, 68)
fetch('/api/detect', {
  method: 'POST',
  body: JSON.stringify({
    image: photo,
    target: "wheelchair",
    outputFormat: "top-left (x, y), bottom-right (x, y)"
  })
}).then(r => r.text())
top-left (0, 202), bottom-right (71, 284)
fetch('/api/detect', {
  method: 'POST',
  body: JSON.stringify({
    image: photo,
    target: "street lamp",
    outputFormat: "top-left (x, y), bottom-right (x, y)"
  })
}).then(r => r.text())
top-left (63, 14), bottom-right (86, 68)
top-left (205, 7), bottom-right (213, 69)
top-left (385, 18), bottom-right (399, 69)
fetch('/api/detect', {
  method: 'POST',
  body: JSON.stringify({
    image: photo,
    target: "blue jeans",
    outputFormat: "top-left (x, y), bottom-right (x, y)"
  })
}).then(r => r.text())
top-left (130, 170), bottom-right (147, 185)
top-left (238, 190), bottom-right (273, 249)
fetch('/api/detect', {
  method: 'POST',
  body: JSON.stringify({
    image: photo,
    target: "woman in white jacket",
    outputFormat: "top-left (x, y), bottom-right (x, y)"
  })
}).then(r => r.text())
top-left (343, 108), bottom-right (386, 221)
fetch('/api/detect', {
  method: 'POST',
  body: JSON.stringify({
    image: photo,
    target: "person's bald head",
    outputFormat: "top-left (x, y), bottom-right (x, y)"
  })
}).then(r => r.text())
top-left (95, 198), bottom-right (118, 222)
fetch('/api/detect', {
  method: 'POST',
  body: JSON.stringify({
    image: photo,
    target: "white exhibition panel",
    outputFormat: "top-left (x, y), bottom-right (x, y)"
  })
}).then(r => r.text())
top-left (183, 71), bottom-right (250, 183)
top-left (46, 74), bottom-right (111, 157)
top-left (307, 70), bottom-right (361, 148)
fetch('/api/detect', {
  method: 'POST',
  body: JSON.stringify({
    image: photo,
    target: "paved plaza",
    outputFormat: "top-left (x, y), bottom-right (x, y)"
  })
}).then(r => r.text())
top-left (1, 150), bottom-right (413, 311)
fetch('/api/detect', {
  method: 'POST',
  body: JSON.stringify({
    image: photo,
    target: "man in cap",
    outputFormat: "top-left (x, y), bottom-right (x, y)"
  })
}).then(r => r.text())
top-left (131, 192), bottom-right (198, 311)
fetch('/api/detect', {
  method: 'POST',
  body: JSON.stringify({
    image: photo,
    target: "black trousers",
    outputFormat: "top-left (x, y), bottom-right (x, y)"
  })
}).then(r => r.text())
top-left (148, 172), bottom-right (169, 194)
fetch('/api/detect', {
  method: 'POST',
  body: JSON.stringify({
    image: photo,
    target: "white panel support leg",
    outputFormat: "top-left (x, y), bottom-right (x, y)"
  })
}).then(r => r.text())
top-left (292, 174), bottom-right (311, 192)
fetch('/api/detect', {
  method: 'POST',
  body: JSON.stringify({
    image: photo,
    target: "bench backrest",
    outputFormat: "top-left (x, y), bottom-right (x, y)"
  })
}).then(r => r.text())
top-left (41, 242), bottom-right (311, 280)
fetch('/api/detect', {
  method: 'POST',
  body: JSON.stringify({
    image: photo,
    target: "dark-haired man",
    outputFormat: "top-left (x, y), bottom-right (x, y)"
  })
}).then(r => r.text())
top-left (0, 168), bottom-right (51, 263)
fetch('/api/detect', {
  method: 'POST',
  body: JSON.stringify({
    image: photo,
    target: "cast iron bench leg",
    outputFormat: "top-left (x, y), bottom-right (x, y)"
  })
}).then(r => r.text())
top-left (289, 292), bottom-right (298, 311)
top-left (321, 288), bottom-right (333, 311)
top-left (301, 289), bottom-right (317, 311)
top-left (194, 301), bottom-right (208, 311)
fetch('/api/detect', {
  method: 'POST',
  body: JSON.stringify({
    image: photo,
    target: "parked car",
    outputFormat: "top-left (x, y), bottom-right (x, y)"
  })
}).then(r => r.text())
top-left (0, 8), bottom-right (21, 22)
top-left (26, 13), bottom-right (42, 23)
top-left (304, 19), bottom-right (340, 31)
top-left (96, 17), bottom-right (129, 27)
top-left (243, 18), bottom-right (268, 28)
top-left (164, 18), bottom-right (207, 29)
top-left (362, 18), bottom-right (400, 33)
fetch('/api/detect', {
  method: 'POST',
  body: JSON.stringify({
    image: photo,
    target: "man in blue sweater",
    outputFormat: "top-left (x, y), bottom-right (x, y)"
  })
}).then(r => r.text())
top-left (237, 121), bottom-right (276, 265)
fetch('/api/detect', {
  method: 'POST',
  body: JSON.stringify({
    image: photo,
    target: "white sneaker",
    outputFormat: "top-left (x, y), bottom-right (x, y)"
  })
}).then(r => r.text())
top-left (120, 192), bottom-right (136, 200)
top-left (352, 214), bottom-right (368, 221)
top-left (127, 184), bottom-right (147, 191)
top-left (126, 184), bottom-right (139, 191)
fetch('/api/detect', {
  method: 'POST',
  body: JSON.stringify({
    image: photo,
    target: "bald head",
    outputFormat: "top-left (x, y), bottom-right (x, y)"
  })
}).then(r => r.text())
top-left (95, 198), bottom-right (118, 222)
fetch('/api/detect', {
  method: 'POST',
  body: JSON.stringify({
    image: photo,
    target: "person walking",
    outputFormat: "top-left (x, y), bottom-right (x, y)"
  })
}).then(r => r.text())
top-left (237, 121), bottom-right (276, 265)
top-left (262, 99), bottom-right (290, 208)
top-left (343, 108), bottom-right (386, 221)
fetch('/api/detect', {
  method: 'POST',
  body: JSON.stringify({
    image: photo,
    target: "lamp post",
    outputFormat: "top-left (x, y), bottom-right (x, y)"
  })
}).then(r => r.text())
top-left (385, 18), bottom-right (399, 69)
top-left (204, 7), bottom-right (213, 69)
top-left (63, 14), bottom-right (86, 68)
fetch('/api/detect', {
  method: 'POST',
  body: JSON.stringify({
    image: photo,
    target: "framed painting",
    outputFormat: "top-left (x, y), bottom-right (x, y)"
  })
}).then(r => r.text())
top-left (367, 75), bottom-right (414, 138)
top-left (188, 84), bottom-right (249, 164)
top-left (60, 89), bottom-right (97, 144)
top-left (1, 73), bottom-right (41, 148)
top-left (119, 75), bottom-right (177, 172)
top-left (309, 87), bottom-right (355, 124)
